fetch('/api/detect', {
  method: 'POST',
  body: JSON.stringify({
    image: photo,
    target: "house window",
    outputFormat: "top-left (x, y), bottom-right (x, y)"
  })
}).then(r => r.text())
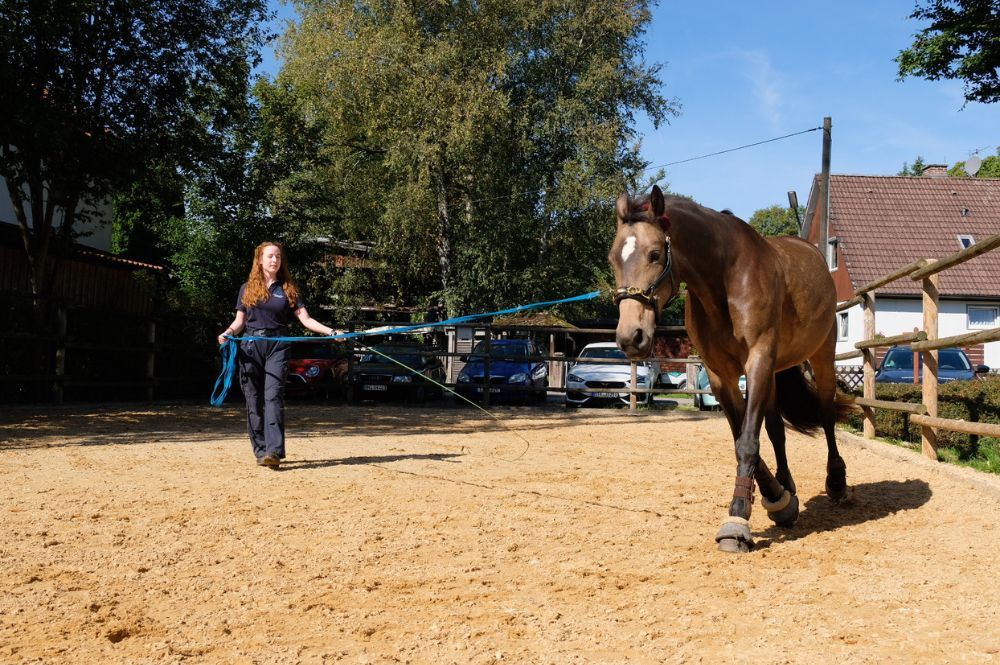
top-left (827, 237), bottom-right (838, 270)
top-left (837, 312), bottom-right (849, 340)
top-left (957, 234), bottom-right (975, 249)
top-left (968, 305), bottom-right (998, 330)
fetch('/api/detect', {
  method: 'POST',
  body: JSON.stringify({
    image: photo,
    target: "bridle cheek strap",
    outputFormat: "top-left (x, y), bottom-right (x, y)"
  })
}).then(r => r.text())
top-left (613, 239), bottom-right (676, 317)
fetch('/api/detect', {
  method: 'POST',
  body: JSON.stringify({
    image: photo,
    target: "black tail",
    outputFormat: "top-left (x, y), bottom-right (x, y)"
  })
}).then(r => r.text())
top-left (774, 365), bottom-right (855, 434)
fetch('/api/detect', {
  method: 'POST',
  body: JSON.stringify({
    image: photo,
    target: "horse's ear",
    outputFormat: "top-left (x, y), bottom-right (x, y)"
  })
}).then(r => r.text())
top-left (615, 193), bottom-right (630, 224)
top-left (650, 185), bottom-right (665, 219)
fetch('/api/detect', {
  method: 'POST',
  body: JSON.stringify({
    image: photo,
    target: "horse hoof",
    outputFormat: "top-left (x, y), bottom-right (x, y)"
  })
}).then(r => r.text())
top-left (827, 484), bottom-right (855, 505)
top-left (762, 489), bottom-right (799, 528)
top-left (715, 517), bottom-right (753, 553)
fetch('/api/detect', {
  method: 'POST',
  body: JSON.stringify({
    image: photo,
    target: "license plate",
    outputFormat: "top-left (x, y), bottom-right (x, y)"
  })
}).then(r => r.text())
top-left (363, 384), bottom-right (388, 391)
top-left (475, 387), bottom-right (501, 393)
top-left (594, 392), bottom-right (622, 398)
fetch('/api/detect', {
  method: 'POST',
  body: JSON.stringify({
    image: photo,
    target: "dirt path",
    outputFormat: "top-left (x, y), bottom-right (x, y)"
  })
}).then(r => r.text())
top-left (2, 402), bottom-right (999, 664)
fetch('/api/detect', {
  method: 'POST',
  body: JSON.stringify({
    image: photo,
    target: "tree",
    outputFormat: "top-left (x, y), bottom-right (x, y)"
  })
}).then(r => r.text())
top-left (896, 0), bottom-right (1000, 105)
top-left (748, 204), bottom-right (802, 237)
top-left (898, 156), bottom-right (928, 176)
top-left (0, 0), bottom-right (270, 328)
top-left (279, 0), bottom-right (677, 317)
top-left (948, 148), bottom-right (1000, 177)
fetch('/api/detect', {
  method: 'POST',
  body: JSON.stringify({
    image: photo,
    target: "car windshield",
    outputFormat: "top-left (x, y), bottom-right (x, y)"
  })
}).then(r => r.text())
top-left (882, 348), bottom-right (971, 371)
top-left (882, 349), bottom-right (914, 370)
top-left (359, 347), bottom-right (426, 365)
top-left (291, 343), bottom-right (337, 360)
top-left (939, 349), bottom-right (972, 370)
top-left (471, 342), bottom-right (530, 358)
top-left (579, 347), bottom-right (627, 360)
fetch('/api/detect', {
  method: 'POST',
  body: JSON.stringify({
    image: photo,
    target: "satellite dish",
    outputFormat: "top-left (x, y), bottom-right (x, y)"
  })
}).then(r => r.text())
top-left (966, 154), bottom-right (982, 176)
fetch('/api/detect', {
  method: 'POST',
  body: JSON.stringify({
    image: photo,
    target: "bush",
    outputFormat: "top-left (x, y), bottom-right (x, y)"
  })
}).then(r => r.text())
top-left (845, 375), bottom-right (1000, 461)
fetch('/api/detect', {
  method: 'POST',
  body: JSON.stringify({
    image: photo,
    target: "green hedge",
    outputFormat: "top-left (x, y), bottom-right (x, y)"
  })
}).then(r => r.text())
top-left (845, 375), bottom-right (1000, 461)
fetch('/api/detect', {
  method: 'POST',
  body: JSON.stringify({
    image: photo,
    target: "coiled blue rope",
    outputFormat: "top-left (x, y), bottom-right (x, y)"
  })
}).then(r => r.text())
top-left (210, 289), bottom-right (601, 406)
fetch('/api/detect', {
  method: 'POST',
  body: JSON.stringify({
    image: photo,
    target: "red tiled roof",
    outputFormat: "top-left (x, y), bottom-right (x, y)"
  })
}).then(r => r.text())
top-left (829, 175), bottom-right (1000, 297)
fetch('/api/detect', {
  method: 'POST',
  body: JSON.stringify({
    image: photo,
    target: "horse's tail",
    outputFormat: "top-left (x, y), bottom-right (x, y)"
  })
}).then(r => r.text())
top-left (774, 365), bottom-right (855, 434)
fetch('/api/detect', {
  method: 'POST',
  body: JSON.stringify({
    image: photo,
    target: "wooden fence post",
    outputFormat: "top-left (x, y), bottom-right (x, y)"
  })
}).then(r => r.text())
top-left (53, 306), bottom-right (67, 404)
top-left (629, 361), bottom-right (637, 411)
top-left (862, 292), bottom-right (876, 438)
top-left (921, 263), bottom-right (939, 460)
top-left (146, 319), bottom-right (156, 401)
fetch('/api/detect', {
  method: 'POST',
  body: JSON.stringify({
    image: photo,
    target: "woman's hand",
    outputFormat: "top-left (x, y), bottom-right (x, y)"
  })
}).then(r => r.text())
top-left (218, 329), bottom-right (233, 345)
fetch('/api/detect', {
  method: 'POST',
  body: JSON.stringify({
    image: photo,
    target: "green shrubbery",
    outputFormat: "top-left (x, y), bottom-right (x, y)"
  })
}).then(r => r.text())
top-left (845, 376), bottom-right (1000, 472)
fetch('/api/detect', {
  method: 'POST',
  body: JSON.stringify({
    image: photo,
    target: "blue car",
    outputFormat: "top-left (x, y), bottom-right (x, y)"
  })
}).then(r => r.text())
top-left (875, 345), bottom-right (988, 384)
top-left (456, 339), bottom-right (548, 404)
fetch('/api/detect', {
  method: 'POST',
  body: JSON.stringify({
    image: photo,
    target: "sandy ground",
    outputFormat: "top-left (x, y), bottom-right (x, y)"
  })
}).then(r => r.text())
top-left (2, 400), bottom-right (1000, 664)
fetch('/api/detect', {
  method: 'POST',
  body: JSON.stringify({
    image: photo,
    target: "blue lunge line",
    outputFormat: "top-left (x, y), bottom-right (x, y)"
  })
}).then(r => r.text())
top-left (210, 290), bottom-right (601, 406)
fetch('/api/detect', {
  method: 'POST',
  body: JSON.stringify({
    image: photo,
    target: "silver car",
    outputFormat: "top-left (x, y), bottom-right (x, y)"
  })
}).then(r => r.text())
top-left (692, 365), bottom-right (747, 411)
top-left (565, 342), bottom-right (660, 407)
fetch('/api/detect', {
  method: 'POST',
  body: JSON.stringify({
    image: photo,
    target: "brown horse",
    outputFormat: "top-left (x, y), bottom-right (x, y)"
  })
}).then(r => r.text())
top-left (609, 185), bottom-right (853, 553)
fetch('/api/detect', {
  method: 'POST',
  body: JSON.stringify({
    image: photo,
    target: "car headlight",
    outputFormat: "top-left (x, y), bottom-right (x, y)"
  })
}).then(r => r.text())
top-left (532, 365), bottom-right (547, 379)
top-left (392, 375), bottom-right (412, 383)
top-left (508, 373), bottom-right (528, 384)
top-left (458, 373), bottom-right (471, 384)
top-left (305, 366), bottom-right (321, 378)
top-left (567, 373), bottom-right (583, 383)
top-left (636, 375), bottom-right (648, 385)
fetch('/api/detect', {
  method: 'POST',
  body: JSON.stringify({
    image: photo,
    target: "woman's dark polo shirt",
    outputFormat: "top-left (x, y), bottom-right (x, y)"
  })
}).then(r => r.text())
top-left (236, 282), bottom-right (304, 330)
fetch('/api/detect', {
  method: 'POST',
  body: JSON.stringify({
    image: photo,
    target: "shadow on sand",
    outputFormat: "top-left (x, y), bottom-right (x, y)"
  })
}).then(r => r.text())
top-left (752, 478), bottom-right (932, 549)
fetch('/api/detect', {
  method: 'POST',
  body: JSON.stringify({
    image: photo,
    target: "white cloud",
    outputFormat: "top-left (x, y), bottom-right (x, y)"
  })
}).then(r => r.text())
top-left (729, 49), bottom-right (785, 131)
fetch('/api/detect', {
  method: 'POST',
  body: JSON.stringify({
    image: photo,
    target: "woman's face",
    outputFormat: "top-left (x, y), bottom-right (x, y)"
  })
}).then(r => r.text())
top-left (260, 245), bottom-right (282, 276)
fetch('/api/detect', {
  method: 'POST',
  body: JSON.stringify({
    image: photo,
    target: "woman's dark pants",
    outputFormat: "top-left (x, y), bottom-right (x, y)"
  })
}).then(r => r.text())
top-left (238, 338), bottom-right (289, 460)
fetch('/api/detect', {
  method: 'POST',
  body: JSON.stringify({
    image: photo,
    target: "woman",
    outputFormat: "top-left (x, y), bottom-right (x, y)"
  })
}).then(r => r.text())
top-left (218, 241), bottom-right (340, 469)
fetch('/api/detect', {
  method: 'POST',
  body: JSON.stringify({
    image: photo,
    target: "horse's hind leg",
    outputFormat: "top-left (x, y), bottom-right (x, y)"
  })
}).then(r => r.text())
top-left (760, 406), bottom-right (799, 527)
top-left (811, 345), bottom-right (850, 503)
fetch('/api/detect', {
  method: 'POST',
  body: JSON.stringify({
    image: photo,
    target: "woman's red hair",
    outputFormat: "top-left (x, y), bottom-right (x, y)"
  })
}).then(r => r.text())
top-left (242, 241), bottom-right (300, 309)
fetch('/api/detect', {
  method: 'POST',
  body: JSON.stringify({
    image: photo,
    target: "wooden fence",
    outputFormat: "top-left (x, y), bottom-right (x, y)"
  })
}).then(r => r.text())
top-left (834, 234), bottom-right (1000, 459)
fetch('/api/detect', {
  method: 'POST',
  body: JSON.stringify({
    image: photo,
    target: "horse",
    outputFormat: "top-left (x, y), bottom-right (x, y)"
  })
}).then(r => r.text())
top-left (608, 185), bottom-right (854, 553)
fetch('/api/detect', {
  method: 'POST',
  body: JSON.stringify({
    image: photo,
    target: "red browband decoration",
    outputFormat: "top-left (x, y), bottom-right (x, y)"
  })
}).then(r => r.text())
top-left (637, 203), bottom-right (671, 232)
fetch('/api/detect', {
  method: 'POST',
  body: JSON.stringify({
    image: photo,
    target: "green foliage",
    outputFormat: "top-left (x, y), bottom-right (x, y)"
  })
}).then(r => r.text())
top-left (948, 148), bottom-right (1000, 178)
top-left (0, 0), bottom-right (271, 324)
top-left (896, 0), bottom-right (1000, 105)
top-left (898, 156), bottom-right (928, 176)
top-left (278, 0), bottom-right (677, 317)
top-left (748, 204), bottom-right (803, 237)
top-left (845, 376), bottom-right (1000, 469)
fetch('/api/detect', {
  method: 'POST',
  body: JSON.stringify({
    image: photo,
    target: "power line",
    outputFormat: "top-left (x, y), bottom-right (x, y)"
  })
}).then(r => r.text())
top-left (459, 125), bottom-right (824, 207)
top-left (645, 126), bottom-right (823, 171)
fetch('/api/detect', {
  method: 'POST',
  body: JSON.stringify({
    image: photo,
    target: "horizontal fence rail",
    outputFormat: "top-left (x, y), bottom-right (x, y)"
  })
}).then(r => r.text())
top-left (840, 233), bottom-right (1000, 459)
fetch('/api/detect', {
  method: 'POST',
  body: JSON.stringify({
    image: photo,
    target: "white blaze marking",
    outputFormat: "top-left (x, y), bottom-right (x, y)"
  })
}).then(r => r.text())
top-left (621, 235), bottom-right (637, 263)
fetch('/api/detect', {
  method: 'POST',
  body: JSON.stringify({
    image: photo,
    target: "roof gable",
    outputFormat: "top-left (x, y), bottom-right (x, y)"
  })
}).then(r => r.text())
top-left (822, 175), bottom-right (1000, 297)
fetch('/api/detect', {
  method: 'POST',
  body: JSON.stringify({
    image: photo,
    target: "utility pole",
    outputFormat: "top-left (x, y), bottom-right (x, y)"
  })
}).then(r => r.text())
top-left (817, 117), bottom-right (832, 260)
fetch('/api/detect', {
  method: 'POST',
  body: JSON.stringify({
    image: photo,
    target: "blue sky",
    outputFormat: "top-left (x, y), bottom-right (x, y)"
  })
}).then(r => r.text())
top-left (259, 1), bottom-right (998, 220)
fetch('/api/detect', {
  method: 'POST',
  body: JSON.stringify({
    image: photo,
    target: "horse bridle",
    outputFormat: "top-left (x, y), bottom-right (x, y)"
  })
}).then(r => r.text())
top-left (612, 238), bottom-right (677, 317)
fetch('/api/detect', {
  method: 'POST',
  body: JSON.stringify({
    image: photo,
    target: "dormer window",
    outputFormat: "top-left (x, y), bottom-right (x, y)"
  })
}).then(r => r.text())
top-left (957, 234), bottom-right (975, 249)
top-left (827, 237), bottom-right (839, 270)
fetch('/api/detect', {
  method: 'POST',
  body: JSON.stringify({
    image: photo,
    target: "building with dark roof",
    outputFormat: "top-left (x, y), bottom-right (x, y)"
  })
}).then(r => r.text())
top-left (802, 168), bottom-right (1000, 368)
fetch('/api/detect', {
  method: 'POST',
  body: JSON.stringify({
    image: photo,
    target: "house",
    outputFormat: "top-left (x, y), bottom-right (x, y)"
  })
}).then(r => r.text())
top-left (801, 166), bottom-right (1000, 368)
top-left (1, 176), bottom-right (162, 316)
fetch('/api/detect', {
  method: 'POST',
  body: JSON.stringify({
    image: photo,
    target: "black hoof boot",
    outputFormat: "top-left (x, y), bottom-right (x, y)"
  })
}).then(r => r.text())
top-left (762, 489), bottom-right (799, 527)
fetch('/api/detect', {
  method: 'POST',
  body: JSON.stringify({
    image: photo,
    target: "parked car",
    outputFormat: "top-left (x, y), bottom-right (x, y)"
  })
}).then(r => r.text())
top-left (286, 342), bottom-right (349, 399)
top-left (692, 365), bottom-right (747, 411)
top-left (349, 342), bottom-right (445, 402)
top-left (456, 339), bottom-right (548, 404)
top-left (564, 341), bottom-right (660, 408)
top-left (659, 370), bottom-right (688, 389)
top-left (875, 345), bottom-right (989, 384)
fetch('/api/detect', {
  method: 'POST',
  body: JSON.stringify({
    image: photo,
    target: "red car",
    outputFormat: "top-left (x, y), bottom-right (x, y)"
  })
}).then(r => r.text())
top-left (286, 342), bottom-right (349, 399)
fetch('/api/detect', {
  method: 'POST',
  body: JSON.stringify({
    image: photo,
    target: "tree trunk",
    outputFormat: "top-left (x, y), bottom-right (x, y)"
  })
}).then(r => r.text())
top-left (436, 175), bottom-right (455, 317)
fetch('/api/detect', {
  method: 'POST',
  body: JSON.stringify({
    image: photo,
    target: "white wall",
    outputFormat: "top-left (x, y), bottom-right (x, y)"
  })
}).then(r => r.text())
top-left (0, 177), bottom-right (113, 251)
top-left (835, 297), bottom-right (1000, 368)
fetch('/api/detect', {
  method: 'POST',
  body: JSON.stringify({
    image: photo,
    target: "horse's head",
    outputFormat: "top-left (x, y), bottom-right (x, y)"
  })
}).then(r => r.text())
top-left (608, 185), bottom-right (679, 359)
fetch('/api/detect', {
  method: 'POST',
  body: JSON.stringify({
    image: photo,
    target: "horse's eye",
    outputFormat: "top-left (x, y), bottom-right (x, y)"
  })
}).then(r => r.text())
top-left (649, 250), bottom-right (661, 263)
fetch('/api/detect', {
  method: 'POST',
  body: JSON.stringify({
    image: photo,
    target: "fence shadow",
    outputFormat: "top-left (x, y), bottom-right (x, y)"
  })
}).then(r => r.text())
top-left (753, 478), bottom-right (932, 549)
top-left (0, 402), bottom-right (695, 450)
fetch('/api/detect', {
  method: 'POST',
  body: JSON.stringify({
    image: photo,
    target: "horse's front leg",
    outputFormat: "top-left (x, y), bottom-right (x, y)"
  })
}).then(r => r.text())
top-left (716, 349), bottom-right (775, 553)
